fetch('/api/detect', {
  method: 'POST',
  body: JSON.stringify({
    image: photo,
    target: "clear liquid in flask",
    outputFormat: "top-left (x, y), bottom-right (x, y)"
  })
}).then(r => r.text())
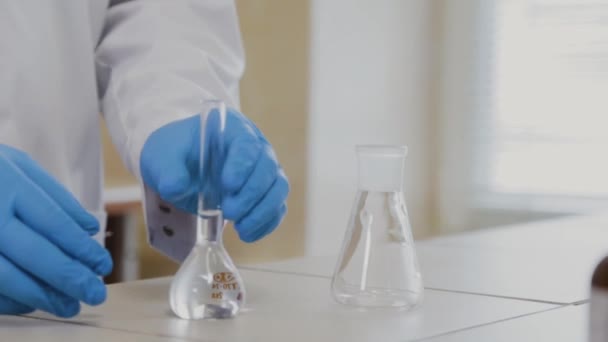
top-left (169, 209), bottom-right (245, 319)
top-left (331, 145), bottom-right (423, 309)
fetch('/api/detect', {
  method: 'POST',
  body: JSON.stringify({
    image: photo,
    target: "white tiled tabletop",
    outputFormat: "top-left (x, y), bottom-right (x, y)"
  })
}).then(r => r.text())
top-left (28, 269), bottom-right (555, 342)
top-left (422, 304), bottom-right (589, 342)
top-left (247, 213), bottom-right (608, 305)
top-left (9, 213), bottom-right (605, 341)
top-left (244, 246), bottom-right (602, 305)
top-left (0, 315), bottom-right (184, 342)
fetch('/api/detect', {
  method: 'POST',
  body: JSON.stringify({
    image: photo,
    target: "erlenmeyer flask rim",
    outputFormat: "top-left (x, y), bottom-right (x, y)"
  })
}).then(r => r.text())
top-left (356, 144), bottom-right (406, 192)
top-left (356, 144), bottom-right (408, 157)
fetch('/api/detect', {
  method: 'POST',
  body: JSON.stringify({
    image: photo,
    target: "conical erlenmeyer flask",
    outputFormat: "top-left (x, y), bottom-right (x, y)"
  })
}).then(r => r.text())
top-left (169, 100), bottom-right (245, 320)
top-left (331, 145), bottom-right (423, 309)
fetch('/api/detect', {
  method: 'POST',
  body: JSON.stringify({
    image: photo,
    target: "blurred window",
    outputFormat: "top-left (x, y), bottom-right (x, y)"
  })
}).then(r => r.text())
top-left (476, 0), bottom-right (608, 199)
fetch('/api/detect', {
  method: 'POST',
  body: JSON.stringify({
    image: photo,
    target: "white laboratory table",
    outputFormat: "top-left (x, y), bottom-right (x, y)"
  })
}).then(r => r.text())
top-left (0, 315), bottom-right (179, 342)
top-left (248, 214), bottom-right (608, 305)
top-left (5, 213), bottom-right (607, 341)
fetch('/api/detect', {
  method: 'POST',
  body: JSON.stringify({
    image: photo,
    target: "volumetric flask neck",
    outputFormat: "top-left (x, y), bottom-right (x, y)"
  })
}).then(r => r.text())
top-left (331, 145), bottom-right (423, 309)
top-left (169, 100), bottom-right (245, 320)
top-left (197, 209), bottom-right (223, 243)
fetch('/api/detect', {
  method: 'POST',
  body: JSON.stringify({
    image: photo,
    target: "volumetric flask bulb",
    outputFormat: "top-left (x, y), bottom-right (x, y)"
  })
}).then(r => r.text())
top-left (331, 145), bottom-right (423, 309)
top-left (169, 100), bottom-right (245, 320)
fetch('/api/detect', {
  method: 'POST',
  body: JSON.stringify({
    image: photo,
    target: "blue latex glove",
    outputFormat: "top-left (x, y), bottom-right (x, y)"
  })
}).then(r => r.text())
top-left (141, 109), bottom-right (289, 243)
top-left (0, 145), bottom-right (112, 318)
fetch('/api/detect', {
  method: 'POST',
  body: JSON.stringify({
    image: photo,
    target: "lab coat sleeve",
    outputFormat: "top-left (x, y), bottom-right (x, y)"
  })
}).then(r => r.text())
top-left (95, 0), bottom-right (245, 262)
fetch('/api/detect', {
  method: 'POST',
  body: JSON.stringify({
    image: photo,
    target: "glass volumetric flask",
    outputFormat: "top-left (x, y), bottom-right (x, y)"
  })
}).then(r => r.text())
top-left (169, 100), bottom-right (245, 320)
top-left (331, 145), bottom-right (423, 309)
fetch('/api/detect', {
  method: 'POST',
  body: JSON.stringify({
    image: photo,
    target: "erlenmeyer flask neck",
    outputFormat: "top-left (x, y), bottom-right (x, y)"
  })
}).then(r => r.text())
top-left (356, 145), bottom-right (407, 192)
top-left (197, 210), bottom-right (224, 244)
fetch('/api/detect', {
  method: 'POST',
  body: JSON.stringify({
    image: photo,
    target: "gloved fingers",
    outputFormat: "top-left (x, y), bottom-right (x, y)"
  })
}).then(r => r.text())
top-left (223, 109), bottom-right (260, 145)
top-left (220, 109), bottom-right (263, 193)
top-left (222, 145), bottom-right (279, 222)
top-left (0, 294), bottom-right (34, 316)
top-left (14, 178), bottom-right (112, 276)
top-left (0, 218), bottom-right (106, 307)
top-left (157, 162), bottom-right (193, 204)
top-left (221, 136), bottom-right (262, 194)
top-left (7, 149), bottom-right (99, 235)
top-left (140, 116), bottom-right (197, 203)
top-left (234, 170), bottom-right (289, 235)
top-left (235, 111), bottom-right (270, 145)
top-left (238, 204), bottom-right (287, 243)
top-left (0, 255), bottom-right (79, 318)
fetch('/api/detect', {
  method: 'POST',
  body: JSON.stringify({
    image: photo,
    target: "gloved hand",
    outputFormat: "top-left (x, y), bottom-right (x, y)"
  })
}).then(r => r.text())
top-left (0, 145), bottom-right (112, 318)
top-left (140, 108), bottom-right (289, 243)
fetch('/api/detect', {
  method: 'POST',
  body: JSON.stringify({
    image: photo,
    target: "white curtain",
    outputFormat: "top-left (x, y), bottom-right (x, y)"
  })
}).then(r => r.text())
top-left (437, 0), bottom-right (608, 233)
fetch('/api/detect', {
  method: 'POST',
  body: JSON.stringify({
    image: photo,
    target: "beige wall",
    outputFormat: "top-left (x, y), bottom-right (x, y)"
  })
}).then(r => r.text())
top-left (228, 0), bottom-right (309, 262)
top-left (102, 1), bottom-right (310, 279)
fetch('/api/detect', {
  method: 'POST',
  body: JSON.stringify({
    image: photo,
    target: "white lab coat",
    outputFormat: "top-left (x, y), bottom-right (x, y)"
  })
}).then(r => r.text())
top-left (0, 1), bottom-right (244, 261)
